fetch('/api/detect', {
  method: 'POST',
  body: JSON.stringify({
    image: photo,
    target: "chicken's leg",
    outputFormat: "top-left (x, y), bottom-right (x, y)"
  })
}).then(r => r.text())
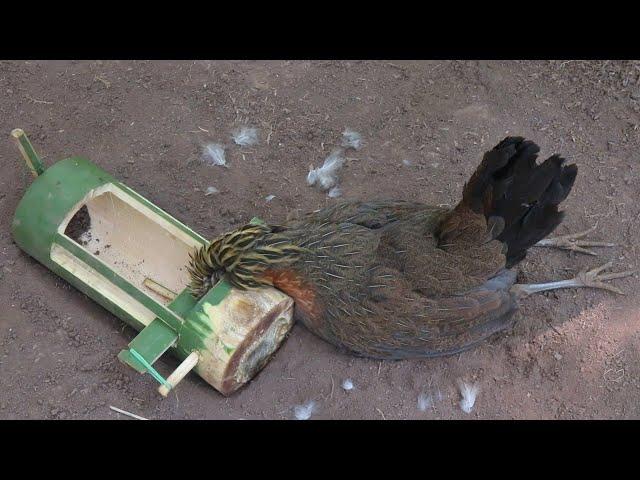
top-left (534, 225), bottom-right (616, 255)
top-left (511, 262), bottom-right (635, 298)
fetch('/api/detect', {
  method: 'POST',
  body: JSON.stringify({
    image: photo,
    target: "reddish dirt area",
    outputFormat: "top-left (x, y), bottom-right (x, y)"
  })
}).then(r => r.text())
top-left (0, 60), bottom-right (639, 419)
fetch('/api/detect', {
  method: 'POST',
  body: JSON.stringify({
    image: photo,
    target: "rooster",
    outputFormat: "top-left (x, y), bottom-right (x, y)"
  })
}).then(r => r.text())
top-left (187, 137), bottom-right (633, 359)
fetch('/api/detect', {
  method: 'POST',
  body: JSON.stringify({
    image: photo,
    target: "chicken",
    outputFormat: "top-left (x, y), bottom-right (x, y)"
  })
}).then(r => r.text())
top-left (187, 137), bottom-right (634, 359)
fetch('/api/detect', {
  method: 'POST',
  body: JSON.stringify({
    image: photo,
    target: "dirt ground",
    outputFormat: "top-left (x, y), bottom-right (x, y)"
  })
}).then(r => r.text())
top-left (1, 60), bottom-right (639, 420)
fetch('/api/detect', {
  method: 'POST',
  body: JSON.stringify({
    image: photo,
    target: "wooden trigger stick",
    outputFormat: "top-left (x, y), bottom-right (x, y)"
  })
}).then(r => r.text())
top-left (158, 351), bottom-right (200, 397)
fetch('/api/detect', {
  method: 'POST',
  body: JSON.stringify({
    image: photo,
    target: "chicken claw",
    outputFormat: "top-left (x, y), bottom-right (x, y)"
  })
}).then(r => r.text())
top-left (534, 225), bottom-right (616, 256)
top-left (512, 261), bottom-right (635, 297)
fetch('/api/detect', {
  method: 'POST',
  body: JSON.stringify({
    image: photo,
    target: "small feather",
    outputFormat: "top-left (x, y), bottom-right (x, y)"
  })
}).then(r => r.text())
top-left (293, 401), bottom-right (316, 420)
top-left (341, 379), bottom-right (354, 391)
top-left (231, 126), bottom-right (259, 146)
top-left (328, 186), bottom-right (342, 198)
top-left (417, 388), bottom-right (443, 412)
top-left (202, 143), bottom-right (227, 167)
top-left (341, 129), bottom-right (363, 150)
top-left (417, 393), bottom-right (433, 411)
top-left (457, 380), bottom-right (480, 414)
top-left (307, 149), bottom-right (345, 191)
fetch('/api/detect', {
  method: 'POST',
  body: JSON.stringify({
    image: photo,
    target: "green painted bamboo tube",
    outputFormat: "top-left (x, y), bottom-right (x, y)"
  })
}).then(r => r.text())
top-left (11, 133), bottom-right (294, 396)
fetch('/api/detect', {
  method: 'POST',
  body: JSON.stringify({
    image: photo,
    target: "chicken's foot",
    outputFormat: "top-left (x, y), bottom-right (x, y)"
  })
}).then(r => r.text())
top-left (511, 261), bottom-right (635, 298)
top-left (534, 225), bottom-right (615, 256)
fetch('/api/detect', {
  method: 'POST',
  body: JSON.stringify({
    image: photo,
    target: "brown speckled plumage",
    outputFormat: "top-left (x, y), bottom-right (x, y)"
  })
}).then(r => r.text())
top-left (188, 137), bottom-right (577, 359)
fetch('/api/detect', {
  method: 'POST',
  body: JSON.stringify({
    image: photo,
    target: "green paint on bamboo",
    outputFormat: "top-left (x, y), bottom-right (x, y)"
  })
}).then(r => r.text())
top-left (119, 319), bottom-right (178, 373)
top-left (129, 348), bottom-right (172, 389)
top-left (176, 281), bottom-right (233, 355)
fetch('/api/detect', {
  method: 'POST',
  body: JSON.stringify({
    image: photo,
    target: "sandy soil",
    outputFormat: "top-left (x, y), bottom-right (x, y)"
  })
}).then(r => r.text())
top-left (1, 60), bottom-right (639, 420)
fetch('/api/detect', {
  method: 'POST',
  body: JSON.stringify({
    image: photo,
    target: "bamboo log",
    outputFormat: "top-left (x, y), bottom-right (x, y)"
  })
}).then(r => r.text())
top-left (181, 286), bottom-right (295, 395)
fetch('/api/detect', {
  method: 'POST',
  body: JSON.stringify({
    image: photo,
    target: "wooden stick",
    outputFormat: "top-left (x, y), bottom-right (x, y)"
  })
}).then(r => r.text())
top-left (12, 128), bottom-right (46, 177)
top-left (158, 351), bottom-right (199, 397)
top-left (143, 277), bottom-right (178, 301)
top-left (109, 406), bottom-right (148, 420)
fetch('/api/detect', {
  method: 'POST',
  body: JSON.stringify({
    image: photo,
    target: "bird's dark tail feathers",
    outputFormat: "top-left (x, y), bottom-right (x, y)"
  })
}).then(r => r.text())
top-left (455, 136), bottom-right (577, 267)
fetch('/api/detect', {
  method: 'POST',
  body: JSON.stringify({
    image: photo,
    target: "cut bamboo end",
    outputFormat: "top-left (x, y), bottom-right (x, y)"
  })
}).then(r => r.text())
top-left (158, 351), bottom-right (200, 397)
top-left (11, 128), bottom-right (45, 177)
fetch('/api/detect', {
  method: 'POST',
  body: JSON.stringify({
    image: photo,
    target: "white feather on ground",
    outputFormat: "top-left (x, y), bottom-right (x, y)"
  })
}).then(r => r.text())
top-left (328, 186), bottom-right (342, 198)
top-left (265, 194), bottom-right (275, 202)
top-left (457, 380), bottom-right (480, 414)
top-left (341, 129), bottom-right (363, 150)
top-left (307, 149), bottom-right (345, 191)
top-left (341, 379), bottom-right (354, 391)
top-left (231, 126), bottom-right (259, 146)
top-left (202, 143), bottom-right (227, 167)
top-left (204, 186), bottom-right (219, 196)
top-left (417, 393), bottom-right (433, 411)
top-left (417, 389), bottom-right (443, 412)
top-left (293, 401), bottom-right (316, 420)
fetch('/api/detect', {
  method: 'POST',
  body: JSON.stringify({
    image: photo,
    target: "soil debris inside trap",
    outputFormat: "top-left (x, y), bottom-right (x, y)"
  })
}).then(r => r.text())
top-left (64, 205), bottom-right (92, 245)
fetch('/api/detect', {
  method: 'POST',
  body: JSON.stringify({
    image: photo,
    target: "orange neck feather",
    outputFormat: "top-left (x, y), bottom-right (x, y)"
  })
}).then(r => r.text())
top-left (261, 269), bottom-right (322, 323)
